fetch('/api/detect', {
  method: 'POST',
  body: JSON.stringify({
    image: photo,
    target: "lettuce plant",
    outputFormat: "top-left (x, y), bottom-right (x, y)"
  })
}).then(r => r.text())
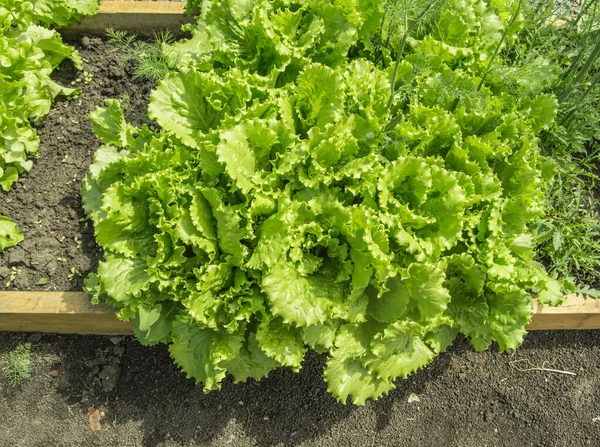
top-left (84, 0), bottom-right (569, 404)
top-left (0, 0), bottom-right (99, 250)
top-left (0, 0), bottom-right (99, 192)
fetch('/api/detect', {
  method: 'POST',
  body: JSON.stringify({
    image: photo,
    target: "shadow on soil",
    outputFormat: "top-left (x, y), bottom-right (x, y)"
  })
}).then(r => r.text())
top-left (3, 330), bottom-right (599, 447)
top-left (46, 333), bottom-right (456, 447)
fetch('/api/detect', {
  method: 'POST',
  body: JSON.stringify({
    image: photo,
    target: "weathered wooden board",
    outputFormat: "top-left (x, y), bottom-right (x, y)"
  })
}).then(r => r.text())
top-left (0, 292), bottom-right (133, 335)
top-left (528, 293), bottom-right (600, 330)
top-left (62, 1), bottom-right (192, 37)
top-left (0, 292), bottom-right (598, 335)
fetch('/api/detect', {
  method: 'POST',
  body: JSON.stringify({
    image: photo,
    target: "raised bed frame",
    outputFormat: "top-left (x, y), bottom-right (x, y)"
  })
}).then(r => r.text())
top-left (2, 292), bottom-right (600, 335)
top-left (1, 1), bottom-right (600, 335)
top-left (62, 1), bottom-right (192, 36)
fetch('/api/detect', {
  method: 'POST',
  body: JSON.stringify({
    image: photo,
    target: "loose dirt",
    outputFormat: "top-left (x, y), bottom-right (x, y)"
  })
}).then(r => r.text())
top-left (0, 36), bottom-right (153, 291)
top-left (1, 331), bottom-right (599, 446)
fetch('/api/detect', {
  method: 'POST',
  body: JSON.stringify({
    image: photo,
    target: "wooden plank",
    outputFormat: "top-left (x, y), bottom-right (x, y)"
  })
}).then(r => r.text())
top-left (527, 293), bottom-right (600, 330)
top-left (62, 1), bottom-right (192, 37)
top-left (0, 292), bottom-right (133, 335)
top-left (98, 1), bottom-right (186, 15)
top-left (0, 291), bottom-right (599, 335)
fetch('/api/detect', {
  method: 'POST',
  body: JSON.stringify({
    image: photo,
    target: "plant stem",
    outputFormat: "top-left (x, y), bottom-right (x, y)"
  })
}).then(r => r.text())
top-left (558, 34), bottom-right (600, 104)
top-left (387, 22), bottom-right (409, 109)
top-left (477, 0), bottom-right (523, 92)
top-left (556, 45), bottom-right (587, 89)
top-left (387, 0), bottom-right (442, 109)
top-left (573, 0), bottom-right (597, 29)
top-left (570, 37), bottom-right (600, 87)
top-left (560, 80), bottom-right (599, 126)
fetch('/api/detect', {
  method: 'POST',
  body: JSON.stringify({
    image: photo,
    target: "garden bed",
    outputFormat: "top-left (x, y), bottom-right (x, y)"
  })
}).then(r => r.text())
top-left (1, 2), bottom-right (600, 445)
top-left (0, 1), bottom-right (599, 335)
top-left (1, 291), bottom-right (600, 335)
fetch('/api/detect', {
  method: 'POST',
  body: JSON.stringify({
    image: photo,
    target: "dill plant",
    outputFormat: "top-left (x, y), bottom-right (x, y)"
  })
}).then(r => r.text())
top-left (106, 28), bottom-right (178, 82)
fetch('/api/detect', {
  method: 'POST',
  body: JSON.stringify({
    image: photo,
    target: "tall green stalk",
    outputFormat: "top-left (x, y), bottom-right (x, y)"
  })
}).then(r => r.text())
top-left (558, 35), bottom-right (600, 105)
top-left (387, 0), bottom-right (442, 109)
top-left (477, 0), bottom-right (523, 92)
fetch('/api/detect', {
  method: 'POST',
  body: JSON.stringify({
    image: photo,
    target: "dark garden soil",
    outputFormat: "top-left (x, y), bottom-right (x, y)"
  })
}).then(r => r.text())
top-left (1, 330), bottom-right (599, 447)
top-left (0, 36), bottom-right (153, 291)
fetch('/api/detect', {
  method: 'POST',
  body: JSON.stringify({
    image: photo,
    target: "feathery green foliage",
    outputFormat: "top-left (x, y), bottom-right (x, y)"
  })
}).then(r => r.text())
top-left (106, 28), bottom-right (178, 82)
top-left (534, 142), bottom-right (600, 289)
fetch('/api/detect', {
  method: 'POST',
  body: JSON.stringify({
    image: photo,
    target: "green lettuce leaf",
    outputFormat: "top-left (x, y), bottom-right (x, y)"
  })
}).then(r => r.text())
top-left (169, 320), bottom-right (245, 391)
top-left (0, 216), bottom-right (24, 251)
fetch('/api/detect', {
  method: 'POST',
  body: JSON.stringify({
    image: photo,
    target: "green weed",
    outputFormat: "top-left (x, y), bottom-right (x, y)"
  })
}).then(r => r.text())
top-left (1, 343), bottom-right (32, 387)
